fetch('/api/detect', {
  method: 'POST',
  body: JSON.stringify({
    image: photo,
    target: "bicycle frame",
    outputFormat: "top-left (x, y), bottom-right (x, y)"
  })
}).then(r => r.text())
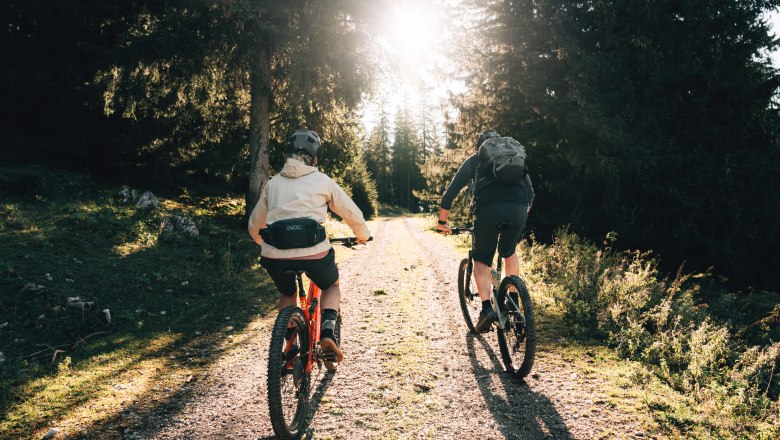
top-left (284, 274), bottom-right (322, 374)
top-left (277, 236), bottom-right (370, 375)
top-left (457, 227), bottom-right (515, 330)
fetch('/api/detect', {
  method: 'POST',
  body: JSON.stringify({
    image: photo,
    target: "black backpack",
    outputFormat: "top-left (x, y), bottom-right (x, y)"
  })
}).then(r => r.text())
top-left (476, 136), bottom-right (528, 185)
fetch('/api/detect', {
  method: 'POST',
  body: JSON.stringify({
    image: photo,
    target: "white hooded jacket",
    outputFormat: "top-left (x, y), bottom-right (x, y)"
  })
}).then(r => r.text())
top-left (247, 158), bottom-right (371, 258)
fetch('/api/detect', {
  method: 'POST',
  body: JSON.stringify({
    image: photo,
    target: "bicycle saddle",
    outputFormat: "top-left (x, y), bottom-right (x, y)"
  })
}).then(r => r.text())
top-left (496, 221), bottom-right (516, 230)
top-left (282, 269), bottom-right (309, 276)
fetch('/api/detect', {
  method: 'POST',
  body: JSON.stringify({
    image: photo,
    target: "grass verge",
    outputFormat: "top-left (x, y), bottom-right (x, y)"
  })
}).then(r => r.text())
top-left (0, 166), bottom-right (276, 438)
top-left (420, 215), bottom-right (779, 439)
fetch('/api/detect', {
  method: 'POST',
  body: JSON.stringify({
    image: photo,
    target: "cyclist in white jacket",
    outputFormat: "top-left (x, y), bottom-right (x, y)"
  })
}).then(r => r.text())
top-left (248, 129), bottom-right (370, 368)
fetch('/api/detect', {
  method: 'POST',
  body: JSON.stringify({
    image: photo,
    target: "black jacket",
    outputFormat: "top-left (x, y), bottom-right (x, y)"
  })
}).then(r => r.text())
top-left (440, 154), bottom-right (535, 211)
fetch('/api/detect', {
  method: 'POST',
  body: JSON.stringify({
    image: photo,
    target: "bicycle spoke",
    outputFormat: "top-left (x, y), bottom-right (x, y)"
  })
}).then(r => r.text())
top-left (458, 258), bottom-right (480, 333)
top-left (268, 306), bottom-right (311, 439)
top-left (496, 276), bottom-right (536, 379)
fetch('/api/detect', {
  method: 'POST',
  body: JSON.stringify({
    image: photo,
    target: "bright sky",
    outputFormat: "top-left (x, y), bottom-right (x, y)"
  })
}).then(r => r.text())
top-left (361, 5), bottom-right (780, 145)
top-left (360, 0), bottom-right (465, 149)
top-left (767, 10), bottom-right (780, 66)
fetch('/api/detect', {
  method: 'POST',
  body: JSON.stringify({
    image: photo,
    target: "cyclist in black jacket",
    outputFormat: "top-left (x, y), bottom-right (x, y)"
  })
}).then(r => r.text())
top-left (436, 129), bottom-right (535, 332)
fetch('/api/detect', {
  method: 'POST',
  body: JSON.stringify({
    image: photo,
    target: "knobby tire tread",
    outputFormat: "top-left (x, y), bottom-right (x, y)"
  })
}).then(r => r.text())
top-left (458, 258), bottom-right (478, 334)
top-left (268, 306), bottom-right (308, 439)
top-left (497, 275), bottom-right (536, 379)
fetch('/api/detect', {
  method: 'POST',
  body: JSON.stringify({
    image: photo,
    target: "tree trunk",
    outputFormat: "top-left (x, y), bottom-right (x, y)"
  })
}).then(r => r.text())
top-left (246, 43), bottom-right (273, 218)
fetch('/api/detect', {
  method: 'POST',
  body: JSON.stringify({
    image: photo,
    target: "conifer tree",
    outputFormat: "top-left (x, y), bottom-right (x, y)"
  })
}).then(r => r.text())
top-left (391, 105), bottom-right (425, 210)
top-left (455, 0), bottom-right (780, 287)
top-left (365, 107), bottom-right (394, 204)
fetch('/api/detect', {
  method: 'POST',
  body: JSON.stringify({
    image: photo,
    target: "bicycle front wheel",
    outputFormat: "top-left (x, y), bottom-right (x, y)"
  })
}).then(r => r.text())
top-left (268, 306), bottom-right (310, 439)
top-left (496, 275), bottom-right (536, 378)
top-left (458, 258), bottom-right (480, 334)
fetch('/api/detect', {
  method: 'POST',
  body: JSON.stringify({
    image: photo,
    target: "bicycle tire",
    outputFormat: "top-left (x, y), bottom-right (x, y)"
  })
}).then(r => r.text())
top-left (496, 275), bottom-right (536, 378)
top-left (268, 306), bottom-right (310, 439)
top-left (458, 258), bottom-right (480, 334)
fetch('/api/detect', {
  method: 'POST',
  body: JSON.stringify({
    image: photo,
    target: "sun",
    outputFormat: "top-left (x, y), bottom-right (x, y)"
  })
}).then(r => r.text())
top-left (362, 1), bottom-right (464, 145)
top-left (383, 3), bottom-right (439, 67)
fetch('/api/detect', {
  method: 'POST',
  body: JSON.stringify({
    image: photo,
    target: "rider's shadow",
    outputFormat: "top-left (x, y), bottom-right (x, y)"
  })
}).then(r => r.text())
top-left (256, 370), bottom-right (334, 440)
top-left (301, 369), bottom-right (336, 437)
top-left (466, 333), bottom-right (573, 440)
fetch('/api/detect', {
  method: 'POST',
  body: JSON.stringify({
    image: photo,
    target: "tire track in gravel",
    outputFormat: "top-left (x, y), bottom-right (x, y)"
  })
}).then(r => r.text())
top-left (293, 216), bottom-right (572, 439)
top-left (133, 222), bottom-right (377, 440)
top-left (403, 216), bottom-right (650, 440)
top-left (137, 216), bottom-right (649, 439)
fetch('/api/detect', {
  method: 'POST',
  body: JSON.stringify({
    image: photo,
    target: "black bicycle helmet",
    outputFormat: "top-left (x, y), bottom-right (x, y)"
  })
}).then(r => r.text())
top-left (286, 129), bottom-right (322, 158)
top-left (476, 129), bottom-right (501, 149)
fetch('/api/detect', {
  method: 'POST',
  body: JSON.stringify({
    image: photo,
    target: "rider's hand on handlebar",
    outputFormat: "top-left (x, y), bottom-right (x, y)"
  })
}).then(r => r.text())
top-left (356, 237), bottom-right (369, 245)
top-left (436, 223), bottom-right (452, 235)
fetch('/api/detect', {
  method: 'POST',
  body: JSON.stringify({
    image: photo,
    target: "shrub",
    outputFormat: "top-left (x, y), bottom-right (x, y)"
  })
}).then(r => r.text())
top-left (521, 229), bottom-right (780, 438)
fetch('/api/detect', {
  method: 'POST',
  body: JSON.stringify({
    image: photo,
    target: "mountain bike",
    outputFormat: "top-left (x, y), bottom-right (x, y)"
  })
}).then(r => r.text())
top-left (267, 237), bottom-right (370, 440)
top-left (451, 225), bottom-right (536, 379)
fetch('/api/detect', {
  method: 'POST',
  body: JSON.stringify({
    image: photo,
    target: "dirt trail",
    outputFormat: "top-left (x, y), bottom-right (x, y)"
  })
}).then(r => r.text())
top-left (135, 216), bottom-right (650, 439)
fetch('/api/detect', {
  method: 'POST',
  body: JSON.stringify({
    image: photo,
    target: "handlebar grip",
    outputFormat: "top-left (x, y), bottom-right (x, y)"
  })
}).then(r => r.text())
top-left (330, 236), bottom-right (373, 245)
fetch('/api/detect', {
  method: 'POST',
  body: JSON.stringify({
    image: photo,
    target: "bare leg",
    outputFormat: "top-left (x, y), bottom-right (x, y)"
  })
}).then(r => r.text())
top-left (320, 280), bottom-right (341, 311)
top-left (472, 261), bottom-right (493, 302)
top-left (504, 251), bottom-right (519, 276)
top-left (503, 252), bottom-right (520, 293)
top-left (278, 294), bottom-right (297, 311)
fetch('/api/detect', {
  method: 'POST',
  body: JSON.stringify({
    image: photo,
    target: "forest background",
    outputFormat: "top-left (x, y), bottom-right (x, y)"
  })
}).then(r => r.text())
top-left (4, 0), bottom-right (780, 291)
top-left (2, 1), bottom-right (780, 437)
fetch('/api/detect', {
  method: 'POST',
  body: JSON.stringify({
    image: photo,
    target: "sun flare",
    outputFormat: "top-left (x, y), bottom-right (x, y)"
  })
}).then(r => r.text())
top-left (383, 3), bottom-right (439, 66)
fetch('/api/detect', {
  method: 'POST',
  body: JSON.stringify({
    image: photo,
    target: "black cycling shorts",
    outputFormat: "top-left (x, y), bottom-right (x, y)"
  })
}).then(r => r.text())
top-left (472, 203), bottom-right (528, 265)
top-left (260, 248), bottom-right (339, 296)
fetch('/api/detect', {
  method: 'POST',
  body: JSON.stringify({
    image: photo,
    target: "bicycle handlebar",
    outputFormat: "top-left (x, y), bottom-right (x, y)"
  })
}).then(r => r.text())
top-left (449, 227), bottom-right (473, 235)
top-left (330, 236), bottom-right (373, 247)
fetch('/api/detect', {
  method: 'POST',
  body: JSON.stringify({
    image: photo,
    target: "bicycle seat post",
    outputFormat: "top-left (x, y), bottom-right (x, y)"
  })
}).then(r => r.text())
top-left (296, 274), bottom-right (305, 299)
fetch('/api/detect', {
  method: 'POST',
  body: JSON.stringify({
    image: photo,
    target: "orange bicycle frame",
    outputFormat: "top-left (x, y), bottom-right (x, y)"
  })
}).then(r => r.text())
top-left (281, 274), bottom-right (322, 374)
top-left (299, 278), bottom-right (321, 373)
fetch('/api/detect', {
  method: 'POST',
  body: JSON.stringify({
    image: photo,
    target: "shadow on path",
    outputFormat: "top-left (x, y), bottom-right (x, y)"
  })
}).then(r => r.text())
top-left (300, 369), bottom-right (336, 438)
top-left (467, 332), bottom-right (573, 440)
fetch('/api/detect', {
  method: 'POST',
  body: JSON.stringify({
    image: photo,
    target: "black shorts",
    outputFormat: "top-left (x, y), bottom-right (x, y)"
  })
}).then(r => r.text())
top-left (260, 248), bottom-right (339, 296)
top-left (472, 203), bottom-right (528, 265)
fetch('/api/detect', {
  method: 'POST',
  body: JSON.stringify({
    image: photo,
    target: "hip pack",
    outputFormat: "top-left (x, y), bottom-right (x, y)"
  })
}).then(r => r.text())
top-left (260, 218), bottom-right (326, 249)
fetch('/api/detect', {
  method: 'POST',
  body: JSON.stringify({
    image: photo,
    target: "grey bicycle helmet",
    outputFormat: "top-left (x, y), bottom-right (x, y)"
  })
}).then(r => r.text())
top-left (286, 129), bottom-right (322, 158)
top-left (476, 129), bottom-right (500, 149)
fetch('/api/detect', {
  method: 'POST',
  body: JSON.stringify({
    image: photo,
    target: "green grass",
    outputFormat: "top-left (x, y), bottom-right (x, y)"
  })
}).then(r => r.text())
top-left (516, 229), bottom-right (780, 440)
top-left (418, 215), bottom-right (780, 440)
top-left (0, 166), bottom-right (277, 438)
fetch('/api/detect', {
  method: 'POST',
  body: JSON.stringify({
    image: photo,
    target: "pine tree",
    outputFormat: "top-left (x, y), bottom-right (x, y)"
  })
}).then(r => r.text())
top-left (365, 107), bottom-right (393, 204)
top-left (456, 0), bottom-right (780, 287)
top-left (390, 105), bottom-right (425, 211)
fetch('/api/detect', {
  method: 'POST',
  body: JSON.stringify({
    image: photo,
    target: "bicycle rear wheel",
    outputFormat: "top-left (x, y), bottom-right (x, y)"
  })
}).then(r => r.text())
top-left (458, 258), bottom-right (480, 334)
top-left (268, 306), bottom-right (310, 439)
top-left (496, 275), bottom-right (536, 378)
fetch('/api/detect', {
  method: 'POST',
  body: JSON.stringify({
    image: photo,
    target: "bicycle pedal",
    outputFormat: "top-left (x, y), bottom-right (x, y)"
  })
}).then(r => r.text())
top-left (320, 351), bottom-right (338, 362)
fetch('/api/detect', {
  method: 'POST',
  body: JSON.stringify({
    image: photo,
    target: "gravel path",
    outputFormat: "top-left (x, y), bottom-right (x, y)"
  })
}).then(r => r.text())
top-left (131, 216), bottom-right (650, 439)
